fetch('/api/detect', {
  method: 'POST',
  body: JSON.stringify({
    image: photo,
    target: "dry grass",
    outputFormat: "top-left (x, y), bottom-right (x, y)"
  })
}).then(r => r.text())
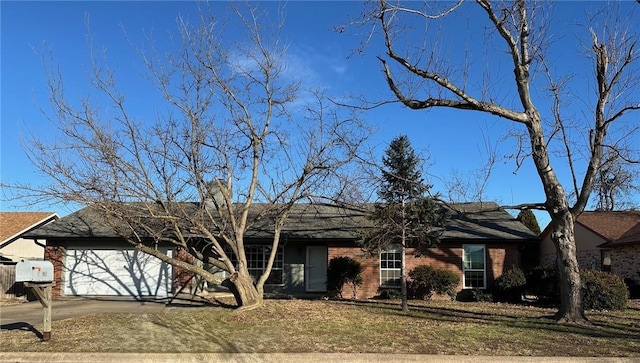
top-left (0, 297), bottom-right (27, 306)
top-left (2, 299), bottom-right (640, 356)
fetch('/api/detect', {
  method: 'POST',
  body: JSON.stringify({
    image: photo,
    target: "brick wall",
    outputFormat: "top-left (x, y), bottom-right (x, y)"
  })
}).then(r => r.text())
top-left (541, 249), bottom-right (602, 271)
top-left (611, 245), bottom-right (640, 282)
top-left (327, 242), bottom-right (378, 298)
top-left (173, 248), bottom-right (195, 293)
top-left (577, 249), bottom-right (602, 270)
top-left (44, 242), bottom-right (65, 297)
top-left (486, 244), bottom-right (521, 283)
top-left (328, 242), bottom-right (521, 299)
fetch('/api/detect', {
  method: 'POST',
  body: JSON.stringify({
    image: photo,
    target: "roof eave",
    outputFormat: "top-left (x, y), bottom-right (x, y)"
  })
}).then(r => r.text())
top-left (0, 213), bottom-right (59, 246)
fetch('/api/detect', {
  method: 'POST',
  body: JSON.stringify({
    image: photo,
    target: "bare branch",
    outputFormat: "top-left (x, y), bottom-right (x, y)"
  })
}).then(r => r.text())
top-left (11, 3), bottom-right (372, 309)
top-left (380, 1), bottom-right (464, 20)
top-left (363, 0), bottom-right (640, 322)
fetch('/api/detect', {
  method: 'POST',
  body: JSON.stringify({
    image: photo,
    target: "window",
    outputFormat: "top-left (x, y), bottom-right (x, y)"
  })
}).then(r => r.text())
top-left (226, 245), bottom-right (284, 285)
top-left (247, 245), bottom-right (283, 285)
top-left (462, 245), bottom-right (486, 289)
top-left (380, 244), bottom-right (402, 287)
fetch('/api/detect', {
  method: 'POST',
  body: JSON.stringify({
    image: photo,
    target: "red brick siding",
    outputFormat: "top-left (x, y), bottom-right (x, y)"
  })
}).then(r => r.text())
top-left (44, 242), bottom-right (65, 297)
top-left (328, 242), bottom-right (521, 299)
top-left (173, 248), bottom-right (195, 292)
top-left (485, 244), bottom-right (521, 285)
top-left (327, 242), bottom-right (379, 299)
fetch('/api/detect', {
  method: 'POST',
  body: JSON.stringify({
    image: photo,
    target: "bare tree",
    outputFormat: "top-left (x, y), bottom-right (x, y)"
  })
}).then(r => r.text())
top-left (442, 133), bottom-right (498, 203)
top-left (362, 0), bottom-right (640, 322)
top-left (593, 149), bottom-right (639, 211)
top-left (8, 4), bottom-right (370, 310)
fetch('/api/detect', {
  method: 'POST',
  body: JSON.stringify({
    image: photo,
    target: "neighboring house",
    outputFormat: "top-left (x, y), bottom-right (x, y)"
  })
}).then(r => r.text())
top-left (0, 212), bottom-right (59, 262)
top-left (24, 202), bottom-right (537, 299)
top-left (539, 210), bottom-right (640, 283)
top-left (0, 212), bottom-right (58, 299)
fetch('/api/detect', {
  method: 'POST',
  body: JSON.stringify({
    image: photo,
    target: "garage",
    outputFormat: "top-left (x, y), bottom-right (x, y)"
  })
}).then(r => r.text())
top-left (63, 248), bottom-right (173, 298)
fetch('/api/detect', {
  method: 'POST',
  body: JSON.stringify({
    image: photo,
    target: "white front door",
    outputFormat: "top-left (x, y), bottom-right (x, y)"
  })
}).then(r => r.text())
top-left (306, 246), bottom-right (327, 292)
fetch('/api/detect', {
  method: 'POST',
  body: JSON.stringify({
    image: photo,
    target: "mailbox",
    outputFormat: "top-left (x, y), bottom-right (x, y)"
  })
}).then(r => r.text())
top-left (15, 259), bottom-right (54, 283)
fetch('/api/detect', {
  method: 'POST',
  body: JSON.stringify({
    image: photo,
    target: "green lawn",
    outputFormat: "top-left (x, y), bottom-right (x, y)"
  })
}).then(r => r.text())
top-left (2, 299), bottom-right (639, 356)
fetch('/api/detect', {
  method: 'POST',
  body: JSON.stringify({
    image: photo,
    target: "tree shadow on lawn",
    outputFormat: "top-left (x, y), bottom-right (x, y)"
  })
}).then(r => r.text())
top-left (0, 322), bottom-right (43, 340)
top-left (585, 300), bottom-right (640, 328)
top-left (589, 310), bottom-right (640, 330)
top-left (336, 299), bottom-right (640, 342)
top-left (62, 294), bottom-right (227, 309)
top-left (146, 315), bottom-right (243, 353)
top-left (205, 298), bottom-right (237, 309)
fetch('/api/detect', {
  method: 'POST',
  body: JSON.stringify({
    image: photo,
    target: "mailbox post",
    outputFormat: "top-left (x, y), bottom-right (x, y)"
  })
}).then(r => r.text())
top-left (15, 259), bottom-right (55, 341)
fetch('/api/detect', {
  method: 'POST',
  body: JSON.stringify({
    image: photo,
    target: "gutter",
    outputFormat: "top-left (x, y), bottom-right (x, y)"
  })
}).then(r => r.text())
top-left (34, 240), bottom-right (47, 248)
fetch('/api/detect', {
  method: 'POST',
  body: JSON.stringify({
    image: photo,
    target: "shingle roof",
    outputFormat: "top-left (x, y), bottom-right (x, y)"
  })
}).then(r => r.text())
top-left (0, 212), bottom-right (59, 246)
top-left (442, 202), bottom-right (538, 240)
top-left (24, 202), bottom-right (537, 242)
top-left (576, 210), bottom-right (640, 247)
top-left (617, 222), bottom-right (640, 245)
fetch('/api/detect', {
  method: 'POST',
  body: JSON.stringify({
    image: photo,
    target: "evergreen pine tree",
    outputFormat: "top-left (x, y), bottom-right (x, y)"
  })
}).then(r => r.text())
top-left (362, 135), bottom-right (444, 312)
top-left (517, 209), bottom-right (541, 235)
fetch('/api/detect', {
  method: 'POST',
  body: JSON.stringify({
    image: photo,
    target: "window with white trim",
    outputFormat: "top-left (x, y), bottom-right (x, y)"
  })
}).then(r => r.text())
top-left (462, 244), bottom-right (486, 289)
top-left (380, 244), bottom-right (402, 287)
top-left (226, 245), bottom-right (284, 285)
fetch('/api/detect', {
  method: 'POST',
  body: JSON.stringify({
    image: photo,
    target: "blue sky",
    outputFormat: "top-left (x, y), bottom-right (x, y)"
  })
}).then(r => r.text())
top-left (2, 1), bottom-right (639, 228)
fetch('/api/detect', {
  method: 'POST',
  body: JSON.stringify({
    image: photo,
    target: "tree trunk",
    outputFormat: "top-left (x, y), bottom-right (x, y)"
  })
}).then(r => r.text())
top-left (401, 198), bottom-right (409, 312)
top-left (401, 242), bottom-right (408, 312)
top-left (551, 213), bottom-right (587, 323)
top-left (223, 271), bottom-right (263, 311)
top-left (526, 116), bottom-right (587, 323)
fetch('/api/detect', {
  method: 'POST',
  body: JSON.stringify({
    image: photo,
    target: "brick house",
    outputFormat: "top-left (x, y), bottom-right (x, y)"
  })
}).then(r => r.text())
top-left (539, 210), bottom-right (640, 284)
top-left (25, 202), bottom-right (537, 299)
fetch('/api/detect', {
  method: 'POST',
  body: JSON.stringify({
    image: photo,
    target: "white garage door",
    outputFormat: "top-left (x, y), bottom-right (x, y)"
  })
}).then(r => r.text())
top-left (63, 248), bottom-right (173, 297)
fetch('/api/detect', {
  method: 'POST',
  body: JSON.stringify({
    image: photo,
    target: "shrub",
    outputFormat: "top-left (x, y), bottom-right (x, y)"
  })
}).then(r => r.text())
top-left (581, 270), bottom-right (628, 311)
top-left (431, 269), bottom-right (460, 298)
top-left (525, 266), bottom-right (560, 303)
top-left (472, 288), bottom-right (494, 302)
top-left (494, 267), bottom-right (527, 303)
top-left (327, 256), bottom-right (363, 299)
top-left (408, 265), bottom-right (460, 300)
top-left (377, 288), bottom-right (402, 300)
top-left (408, 265), bottom-right (435, 299)
top-left (525, 267), bottom-right (629, 311)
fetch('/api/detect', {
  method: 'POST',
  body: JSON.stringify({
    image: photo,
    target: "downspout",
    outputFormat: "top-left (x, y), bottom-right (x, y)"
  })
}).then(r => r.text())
top-left (33, 239), bottom-right (47, 248)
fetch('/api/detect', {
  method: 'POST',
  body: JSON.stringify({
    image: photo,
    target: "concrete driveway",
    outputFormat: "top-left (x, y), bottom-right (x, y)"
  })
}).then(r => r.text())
top-left (0, 298), bottom-right (172, 328)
